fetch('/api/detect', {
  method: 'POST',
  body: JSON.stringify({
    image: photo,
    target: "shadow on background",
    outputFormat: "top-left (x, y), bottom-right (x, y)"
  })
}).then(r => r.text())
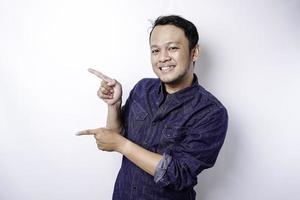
top-left (193, 44), bottom-right (239, 200)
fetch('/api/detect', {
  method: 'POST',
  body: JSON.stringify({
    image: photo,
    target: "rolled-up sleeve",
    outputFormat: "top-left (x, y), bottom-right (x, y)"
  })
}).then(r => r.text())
top-left (155, 107), bottom-right (228, 191)
top-left (154, 153), bottom-right (172, 183)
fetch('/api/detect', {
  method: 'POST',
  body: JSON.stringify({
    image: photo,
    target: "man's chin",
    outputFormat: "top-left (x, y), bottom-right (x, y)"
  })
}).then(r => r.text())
top-left (157, 73), bottom-right (174, 81)
top-left (159, 77), bottom-right (179, 85)
top-left (159, 73), bottom-right (188, 86)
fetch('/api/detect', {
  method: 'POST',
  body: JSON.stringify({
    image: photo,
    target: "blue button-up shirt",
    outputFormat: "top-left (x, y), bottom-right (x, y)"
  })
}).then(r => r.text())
top-left (113, 75), bottom-right (228, 200)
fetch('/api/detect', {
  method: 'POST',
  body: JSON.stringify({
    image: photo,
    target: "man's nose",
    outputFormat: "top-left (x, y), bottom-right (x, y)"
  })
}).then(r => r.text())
top-left (159, 49), bottom-right (171, 63)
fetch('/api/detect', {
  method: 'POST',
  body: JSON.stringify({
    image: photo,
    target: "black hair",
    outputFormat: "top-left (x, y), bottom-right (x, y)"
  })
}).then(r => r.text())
top-left (149, 15), bottom-right (199, 51)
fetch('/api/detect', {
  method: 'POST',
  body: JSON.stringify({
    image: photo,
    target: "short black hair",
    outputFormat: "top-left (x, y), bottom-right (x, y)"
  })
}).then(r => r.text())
top-left (149, 15), bottom-right (199, 50)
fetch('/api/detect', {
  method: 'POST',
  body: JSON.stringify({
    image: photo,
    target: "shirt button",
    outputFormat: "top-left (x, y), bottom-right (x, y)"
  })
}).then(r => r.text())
top-left (132, 186), bottom-right (137, 190)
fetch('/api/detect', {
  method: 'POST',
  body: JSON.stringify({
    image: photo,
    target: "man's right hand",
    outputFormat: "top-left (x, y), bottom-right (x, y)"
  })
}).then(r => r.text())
top-left (88, 68), bottom-right (122, 105)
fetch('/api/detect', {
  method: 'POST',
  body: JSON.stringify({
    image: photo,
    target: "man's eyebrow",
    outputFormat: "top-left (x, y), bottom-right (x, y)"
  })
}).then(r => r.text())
top-left (150, 42), bottom-right (181, 48)
top-left (150, 44), bottom-right (159, 48)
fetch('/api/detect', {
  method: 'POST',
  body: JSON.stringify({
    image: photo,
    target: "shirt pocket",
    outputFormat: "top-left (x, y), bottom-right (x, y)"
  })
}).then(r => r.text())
top-left (158, 125), bottom-right (188, 152)
top-left (132, 100), bottom-right (148, 120)
top-left (128, 100), bottom-right (148, 136)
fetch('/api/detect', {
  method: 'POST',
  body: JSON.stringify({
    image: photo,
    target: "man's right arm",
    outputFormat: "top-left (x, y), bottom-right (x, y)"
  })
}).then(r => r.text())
top-left (106, 101), bottom-right (123, 133)
top-left (88, 68), bottom-right (123, 132)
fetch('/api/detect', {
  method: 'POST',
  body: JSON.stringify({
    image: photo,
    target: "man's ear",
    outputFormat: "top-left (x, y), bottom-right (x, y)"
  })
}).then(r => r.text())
top-left (192, 45), bottom-right (201, 62)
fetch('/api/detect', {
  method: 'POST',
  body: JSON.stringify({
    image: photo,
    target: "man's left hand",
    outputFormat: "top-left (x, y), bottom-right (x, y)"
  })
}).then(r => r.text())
top-left (76, 128), bottom-right (127, 152)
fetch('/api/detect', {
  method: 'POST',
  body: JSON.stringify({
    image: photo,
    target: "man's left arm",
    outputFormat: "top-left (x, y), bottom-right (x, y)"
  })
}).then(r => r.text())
top-left (77, 127), bottom-right (163, 176)
top-left (77, 106), bottom-right (228, 190)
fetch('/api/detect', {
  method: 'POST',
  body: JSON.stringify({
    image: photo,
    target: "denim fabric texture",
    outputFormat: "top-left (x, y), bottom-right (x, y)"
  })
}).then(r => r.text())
top-left (112, 74), bottom-right (228, 200)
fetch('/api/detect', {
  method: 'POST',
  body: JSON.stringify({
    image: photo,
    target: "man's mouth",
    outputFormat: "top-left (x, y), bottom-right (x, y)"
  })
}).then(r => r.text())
top-left (159, 65), bottom-right (175, 73)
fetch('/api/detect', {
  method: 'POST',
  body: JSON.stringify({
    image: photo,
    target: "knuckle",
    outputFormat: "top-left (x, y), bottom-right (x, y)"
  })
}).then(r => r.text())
top-left (98, 91), bottom-right (104, 98)
top-left (97, 144), bottom-right (104, 150)
top-left (101, 80), bottom-right (106, 86)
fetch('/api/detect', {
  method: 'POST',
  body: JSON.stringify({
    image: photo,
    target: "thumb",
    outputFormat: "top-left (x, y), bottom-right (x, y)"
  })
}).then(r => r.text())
top-left (107, 79), bottom-right (117, 87)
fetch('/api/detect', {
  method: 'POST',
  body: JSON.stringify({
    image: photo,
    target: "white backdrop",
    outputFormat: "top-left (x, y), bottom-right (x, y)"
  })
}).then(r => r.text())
top-left (1, 0), bottom-right (299, 199)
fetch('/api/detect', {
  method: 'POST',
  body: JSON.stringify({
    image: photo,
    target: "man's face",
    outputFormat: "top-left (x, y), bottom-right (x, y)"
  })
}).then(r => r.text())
top-left (150, 25), bottom-right (196, 88)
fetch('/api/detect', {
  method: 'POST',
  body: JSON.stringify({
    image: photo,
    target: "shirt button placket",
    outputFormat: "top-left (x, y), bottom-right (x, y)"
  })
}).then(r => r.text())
top-left (143, 140), bottom-right (148, 146)
top-left (130, 173), bottom-right (139, 199)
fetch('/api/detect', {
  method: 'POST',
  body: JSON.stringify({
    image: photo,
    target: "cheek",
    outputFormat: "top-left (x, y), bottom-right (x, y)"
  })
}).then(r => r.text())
top-left (177, 52), bottom-right (190, 64)
top-left (151, 56), bottom-right (157, 67)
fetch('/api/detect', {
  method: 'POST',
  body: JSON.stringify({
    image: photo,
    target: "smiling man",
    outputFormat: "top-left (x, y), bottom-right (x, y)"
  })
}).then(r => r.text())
top-left (77, 15), bottom-right (228, 200)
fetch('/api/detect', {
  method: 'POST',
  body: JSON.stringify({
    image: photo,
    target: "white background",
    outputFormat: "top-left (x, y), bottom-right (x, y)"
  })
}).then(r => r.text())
top-left (1, 0), bottom-right (299, 199)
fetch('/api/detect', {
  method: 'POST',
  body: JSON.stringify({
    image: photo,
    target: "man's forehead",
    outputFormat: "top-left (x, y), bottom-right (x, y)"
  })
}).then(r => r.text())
top-left (150, 25), bottom-right (187, 47)
top-left (152, 24), bottom-right (182, 32)
top-left (150, 41), bottom-right (181, 48)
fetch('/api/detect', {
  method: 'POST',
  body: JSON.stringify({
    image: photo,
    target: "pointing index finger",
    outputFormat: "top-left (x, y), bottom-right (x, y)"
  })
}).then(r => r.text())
top-left (76, 129), bottom-right (94, 136)
top-left (88, 68), bottom-right (112, 82)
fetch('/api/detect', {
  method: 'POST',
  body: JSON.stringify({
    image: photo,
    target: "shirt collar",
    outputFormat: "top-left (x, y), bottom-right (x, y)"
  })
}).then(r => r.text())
top-left (155, 74), bottom-right (199, 106)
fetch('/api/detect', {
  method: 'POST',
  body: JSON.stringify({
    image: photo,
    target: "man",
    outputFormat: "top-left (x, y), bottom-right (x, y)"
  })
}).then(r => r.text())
top-left (77, 15), bottom-right (228, 200)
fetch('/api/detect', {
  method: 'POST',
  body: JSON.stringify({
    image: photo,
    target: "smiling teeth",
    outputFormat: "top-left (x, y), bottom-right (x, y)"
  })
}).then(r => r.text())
top-left (161, 66), bottom-right (170, 70)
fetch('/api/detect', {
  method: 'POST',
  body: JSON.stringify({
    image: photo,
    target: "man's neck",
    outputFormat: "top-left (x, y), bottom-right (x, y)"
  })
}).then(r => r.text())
top-left (164, 73), bottom-right (194, 94)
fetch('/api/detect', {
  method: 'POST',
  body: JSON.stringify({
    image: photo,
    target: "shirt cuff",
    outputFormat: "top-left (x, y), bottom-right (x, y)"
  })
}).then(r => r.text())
top-left (154, 153), bottom-right (172, 183)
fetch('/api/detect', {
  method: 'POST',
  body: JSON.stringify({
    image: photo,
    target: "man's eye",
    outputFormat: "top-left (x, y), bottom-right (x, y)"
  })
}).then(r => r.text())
top-left (151, 49), bottom-right (159, 54)
top-left (169, 47), bottom-right (179, 51)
